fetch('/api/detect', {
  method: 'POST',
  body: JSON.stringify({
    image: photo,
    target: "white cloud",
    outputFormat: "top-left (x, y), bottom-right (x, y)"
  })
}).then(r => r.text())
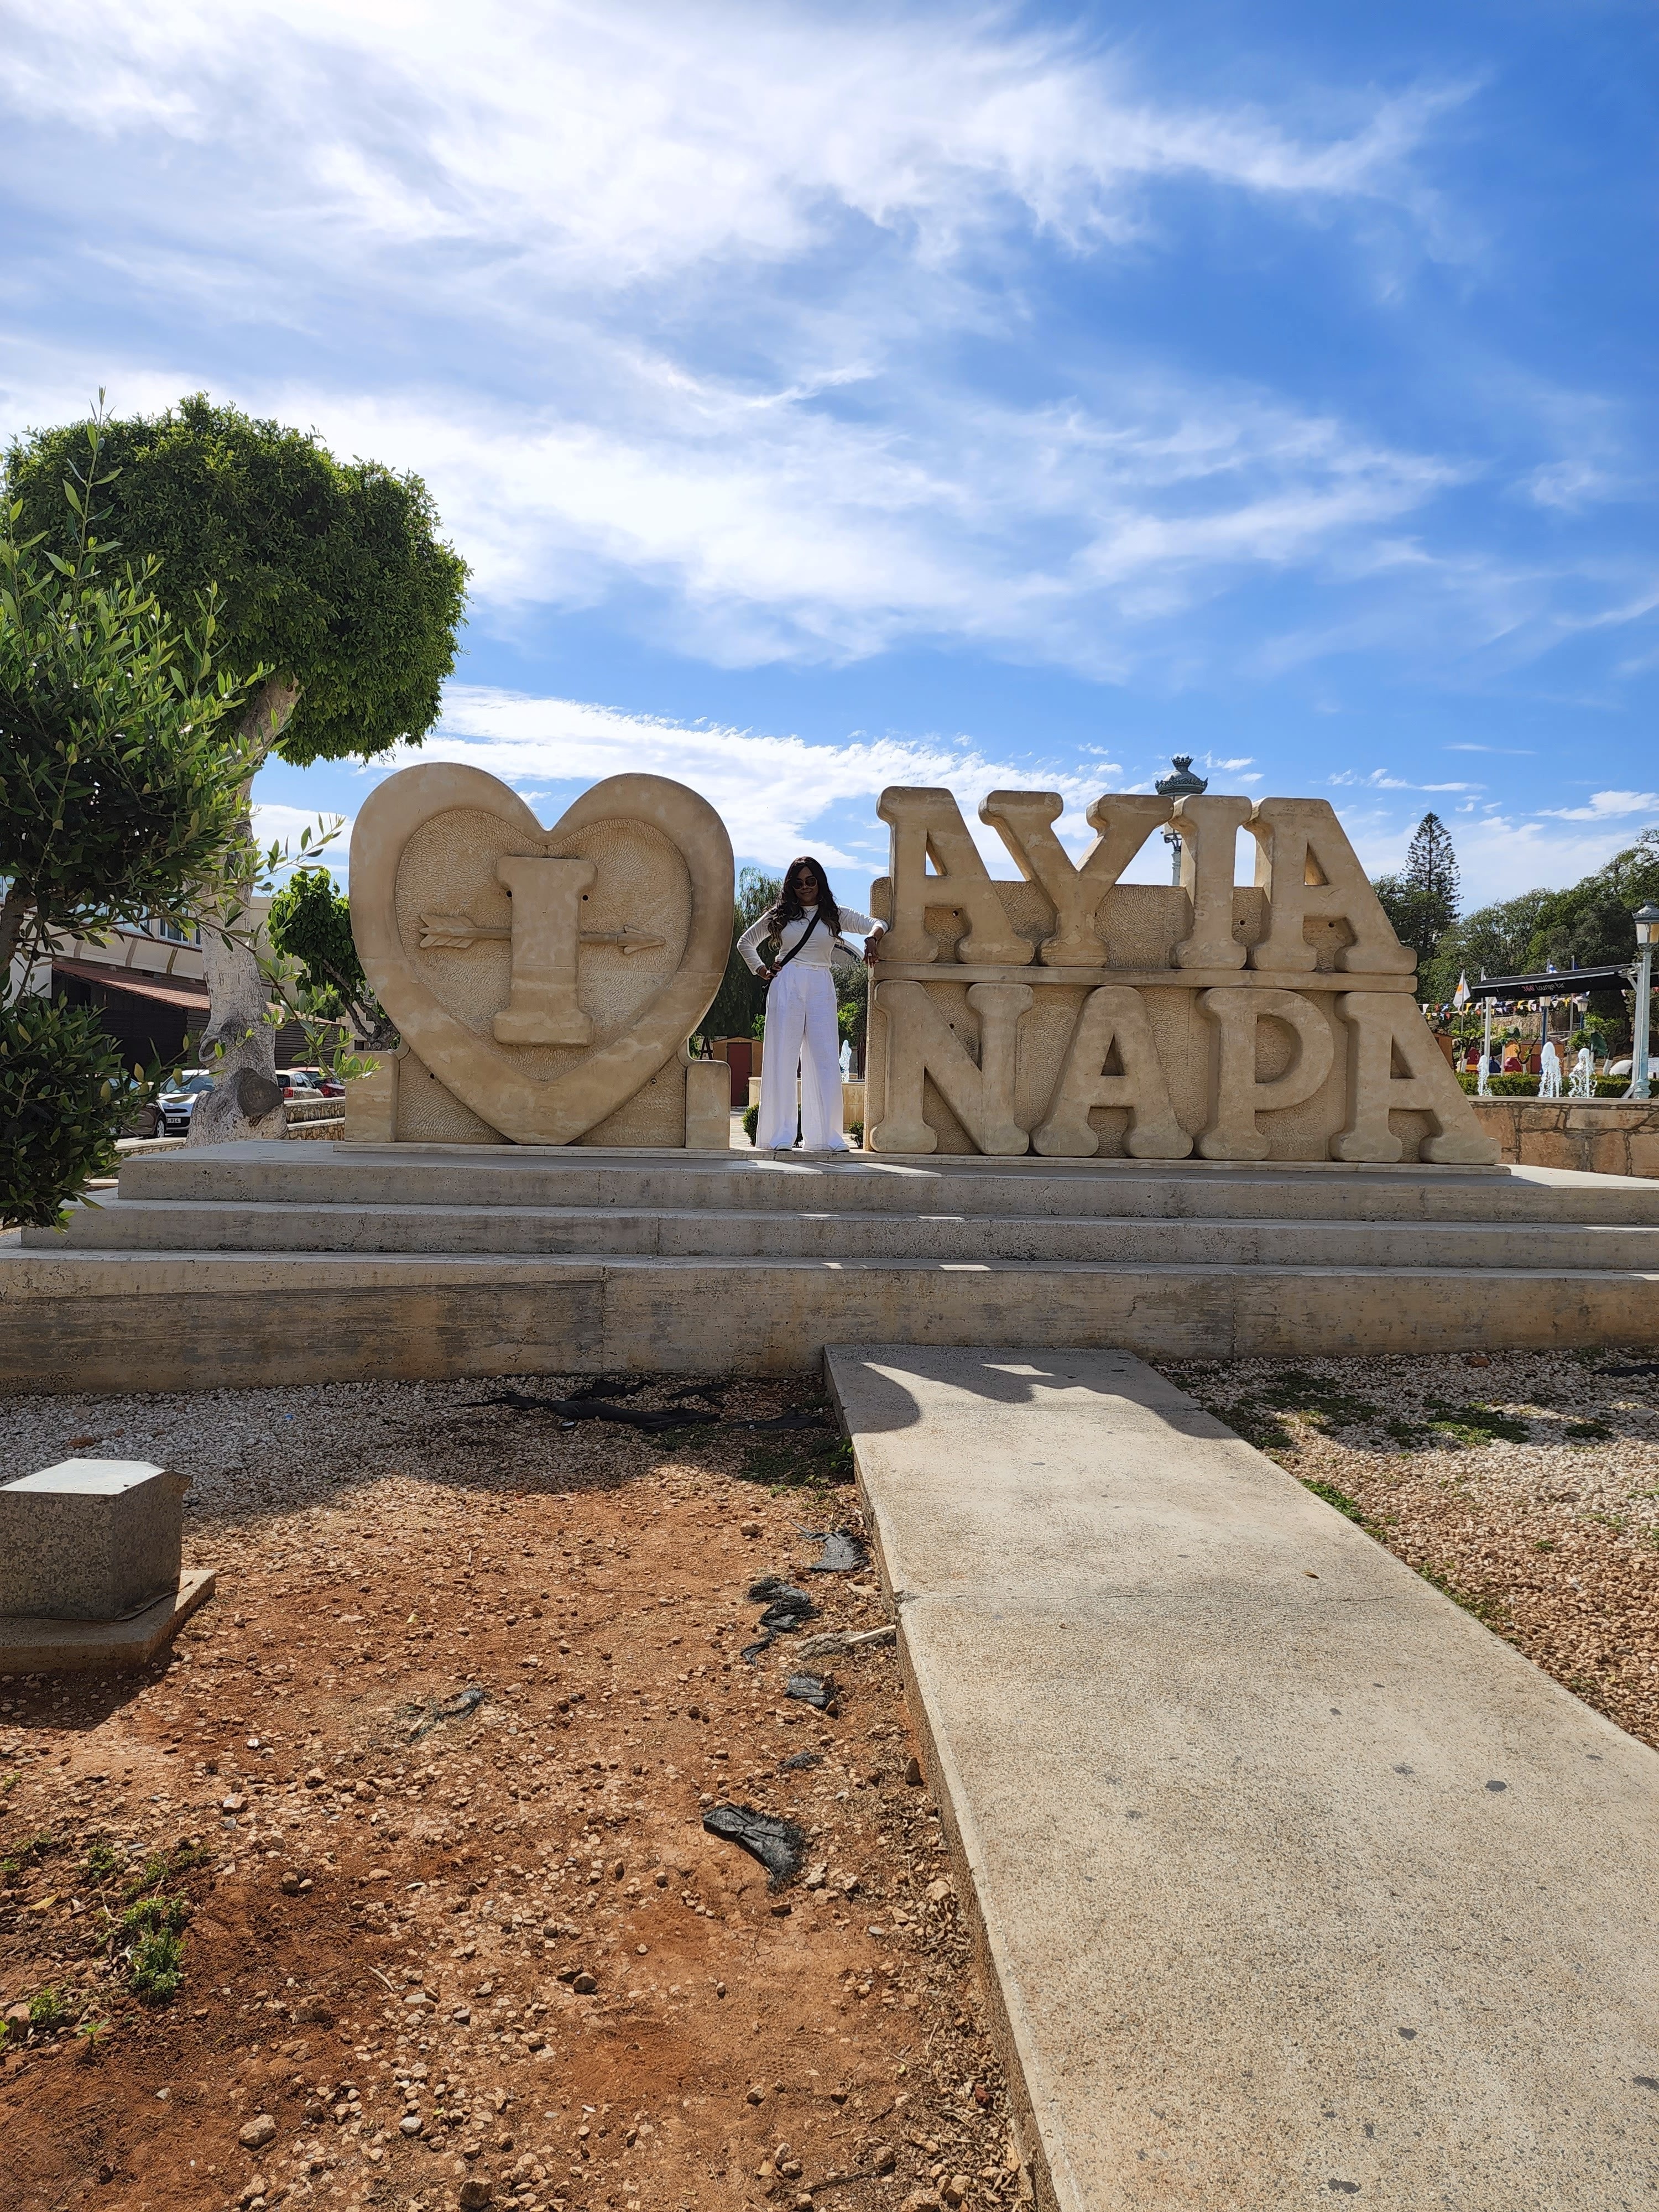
top-left (0, 0), bottom-right (1644, 702)
top-left (385, 685), bottom-right (1116, 874)
top-left (1328, 769), bottom-right (1478, 792)
top-left (0, 0), bottom-right (1496, 682)
top-left (2, 1), bottom-right (1449, 290)
top-left (252, 804), bottom-right (353, 878)
top-left (1545, 790), bottom-right (1659, 823)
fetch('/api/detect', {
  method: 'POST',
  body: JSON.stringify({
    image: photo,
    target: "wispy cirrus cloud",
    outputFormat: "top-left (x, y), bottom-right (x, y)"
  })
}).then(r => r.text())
top-left (0, 0), bottom-right (1538, 685)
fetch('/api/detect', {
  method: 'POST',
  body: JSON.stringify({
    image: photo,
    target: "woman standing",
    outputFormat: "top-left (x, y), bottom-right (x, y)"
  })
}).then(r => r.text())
top-left (739, 857), bottom-right (885, 1152)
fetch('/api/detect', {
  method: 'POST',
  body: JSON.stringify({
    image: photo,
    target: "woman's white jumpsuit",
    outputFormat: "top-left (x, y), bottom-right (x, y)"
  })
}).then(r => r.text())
top-left (737, 904), bottom-right (879, 1151)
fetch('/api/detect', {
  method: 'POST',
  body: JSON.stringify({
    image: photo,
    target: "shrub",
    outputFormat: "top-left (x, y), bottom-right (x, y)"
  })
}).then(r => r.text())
top-left (121, 1895), bottom-right (189, 2004)
top-left (0, 998), bottom-right (142, 1228)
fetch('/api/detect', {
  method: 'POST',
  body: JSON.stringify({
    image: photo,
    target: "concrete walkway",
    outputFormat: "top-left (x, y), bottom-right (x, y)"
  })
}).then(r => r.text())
top-left (826, 1347), bottom-right (1659, 2210)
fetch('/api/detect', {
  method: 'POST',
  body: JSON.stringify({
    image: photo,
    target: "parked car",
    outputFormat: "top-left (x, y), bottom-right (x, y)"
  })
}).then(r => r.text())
top-left (284, 1066), bottom-right (345, 1099)
top-left (157, 1069), bottom-right (215, 1135)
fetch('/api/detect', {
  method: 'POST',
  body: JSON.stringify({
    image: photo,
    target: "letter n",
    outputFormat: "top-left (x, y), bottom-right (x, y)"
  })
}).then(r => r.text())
top-left (869, 981), bottom-right (1031, 1155)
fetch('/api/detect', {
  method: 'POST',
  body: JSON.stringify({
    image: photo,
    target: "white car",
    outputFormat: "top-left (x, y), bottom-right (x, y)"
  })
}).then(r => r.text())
top-left (1606, 1058), bottom-right (1659, 1078)
top-left (157, 1069), bottom-right (215, 1136)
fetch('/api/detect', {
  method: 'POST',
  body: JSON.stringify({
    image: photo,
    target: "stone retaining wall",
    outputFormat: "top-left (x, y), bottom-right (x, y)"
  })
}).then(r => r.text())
top-left (1471, 1097), bottom-right (1659, 1178)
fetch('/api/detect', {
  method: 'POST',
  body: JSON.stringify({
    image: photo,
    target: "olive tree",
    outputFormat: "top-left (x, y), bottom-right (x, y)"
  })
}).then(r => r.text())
top-left (1, 421), bottom-right (259, 1223)
top-left (6, 395), bottom-right (468, 1142)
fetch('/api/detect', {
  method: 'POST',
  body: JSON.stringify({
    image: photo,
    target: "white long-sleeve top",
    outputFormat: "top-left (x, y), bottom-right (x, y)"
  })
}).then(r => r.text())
top-left (737, 903), bottom-right (881, 975)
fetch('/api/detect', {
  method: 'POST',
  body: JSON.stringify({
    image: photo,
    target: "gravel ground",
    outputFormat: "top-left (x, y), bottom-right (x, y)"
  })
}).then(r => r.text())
top-left (0, 1378), bottom-right (1020, 2212)
top-left (1160, 1348), bottom-right (1659, 1751)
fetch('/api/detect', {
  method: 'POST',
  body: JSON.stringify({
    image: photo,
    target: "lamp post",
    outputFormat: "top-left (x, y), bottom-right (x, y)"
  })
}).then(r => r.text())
top-left (1156, 755), bottom-right (1208, 885)
top-left (1629, 903), bottom-right (1659, 1100)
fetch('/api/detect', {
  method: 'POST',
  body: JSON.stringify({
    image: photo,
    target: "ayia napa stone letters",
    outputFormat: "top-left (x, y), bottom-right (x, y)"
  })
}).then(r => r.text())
top-left (861, 785), bottom-right (1495, 1164)
top-left (344, 763), bottom-right (1494, 1165)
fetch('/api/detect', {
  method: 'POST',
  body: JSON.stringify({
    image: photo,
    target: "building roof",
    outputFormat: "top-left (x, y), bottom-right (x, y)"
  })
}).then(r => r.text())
top-left (1464, 963), bottom-right (1631, 1000)
top-left (50, 958), bottom-right (212, 1013)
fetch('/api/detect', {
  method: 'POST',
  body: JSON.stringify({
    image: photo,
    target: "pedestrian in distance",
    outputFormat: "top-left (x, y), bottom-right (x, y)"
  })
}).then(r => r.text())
top-left (739, 857), bottom-right (886, 1152)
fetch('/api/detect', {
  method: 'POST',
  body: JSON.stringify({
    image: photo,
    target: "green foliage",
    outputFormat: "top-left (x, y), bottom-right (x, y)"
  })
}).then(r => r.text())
top-left (119, 1893), bottom-right (189, 1938)
top-left (836, 957), bottom-right (868, 1057)
top-left (1298, 1477), bottom-right (1368, 1525)
top-left (742, 1101), bottom-right (759, 1146)
top-left (1459, 1071), bottom-right (1626, 1097)
top-left (1416, 1561), bottom-right (1509, 1629)
top-left (128, 1927), bottom-right (186, 2005)
top-left (121, 1853), bottom-right (171, 1903)
top-left (4, 394), bottom-right (469, 768)
top-left (1427, 1401), bottom-right (1531, 1447)
top-left (1374, 812), bottom-right (1460, 972)
top-left (2, 1832), bottom-right (58, 1877)
top-left (120, 1893), bottom-right (190, 2004)
top-left (703, 867), bottom-right (780, 1046)
top-left (266, 866), bottom-right (392, 1044)
top-left (81, 1839), bottom-right (119, 1884)
top-left (0, 997), bottom-right (144, 1228)
top-left (27, 1985), bottom-right (67, 2031)
top-left (1423, 827), bottom-right (1659, 1008)
top-left (1, 422), bottom-right (260, 978)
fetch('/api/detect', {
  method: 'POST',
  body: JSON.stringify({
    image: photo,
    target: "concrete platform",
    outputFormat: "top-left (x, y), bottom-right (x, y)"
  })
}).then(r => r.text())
top-left (827, 1346), bottom-right (1659, 2211)
top-left (0, 1569), bottom-right (216, 1674)
top-left (4, 1142), bottom-right (1659, 1391)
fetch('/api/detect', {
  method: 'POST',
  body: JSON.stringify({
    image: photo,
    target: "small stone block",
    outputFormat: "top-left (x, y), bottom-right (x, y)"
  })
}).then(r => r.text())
top-left (0, 1458), bottom-right (190, 1622)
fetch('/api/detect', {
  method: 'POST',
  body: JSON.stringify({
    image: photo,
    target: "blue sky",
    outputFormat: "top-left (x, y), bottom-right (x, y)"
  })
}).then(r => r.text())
top-left (3, 0), bottom-right (1655, 907)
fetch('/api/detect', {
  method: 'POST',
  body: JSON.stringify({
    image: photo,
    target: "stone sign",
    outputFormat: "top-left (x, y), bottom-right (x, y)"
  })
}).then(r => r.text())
top-left (348, 764), bottom-right (734, 1146)
top-left (863, 786), bottom-right (1498, 1162)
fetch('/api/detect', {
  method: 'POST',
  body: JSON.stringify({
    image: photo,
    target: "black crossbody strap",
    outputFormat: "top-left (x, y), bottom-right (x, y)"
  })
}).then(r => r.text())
top-left (769, 909), bottom-right (822, 976)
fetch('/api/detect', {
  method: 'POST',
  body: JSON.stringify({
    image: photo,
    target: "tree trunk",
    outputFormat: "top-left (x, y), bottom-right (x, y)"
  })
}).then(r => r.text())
top-left (187, 676), bottom-right (300, 1147)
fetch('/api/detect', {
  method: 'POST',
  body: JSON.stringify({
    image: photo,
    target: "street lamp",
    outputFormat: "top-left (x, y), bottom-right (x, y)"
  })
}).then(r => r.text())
top-left (1629, 902), bottom-right (1659, 1100)
top-left (1155, 755), bottom-right (1209, 886)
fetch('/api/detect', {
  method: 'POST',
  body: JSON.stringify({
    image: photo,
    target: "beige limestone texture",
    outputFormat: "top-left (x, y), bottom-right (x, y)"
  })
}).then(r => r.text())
top-left (348, 763), bottom-right (733, 1147)
top-left (863, 785), bottom-right (1499, 1165)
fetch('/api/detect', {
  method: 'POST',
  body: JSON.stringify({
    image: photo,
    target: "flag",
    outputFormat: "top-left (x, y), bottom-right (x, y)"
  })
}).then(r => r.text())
top-left (1453, 971), bottom-right (1470, 1010)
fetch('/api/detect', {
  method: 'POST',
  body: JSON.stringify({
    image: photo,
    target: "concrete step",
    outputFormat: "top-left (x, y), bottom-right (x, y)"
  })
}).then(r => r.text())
top-left (111, 1140), bottom-right (1659, 1225)
top-left (827, 1346), bottom-right (1659, 2210)
top-left (27, 1194), bottom-right (1659, 1270)
top-left (3, 1243), bottom-right (1658, 1390)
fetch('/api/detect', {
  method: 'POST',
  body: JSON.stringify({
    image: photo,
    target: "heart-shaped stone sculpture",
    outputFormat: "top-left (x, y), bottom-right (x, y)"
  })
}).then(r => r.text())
top-left (350, 763), bottom-right (734, 1144)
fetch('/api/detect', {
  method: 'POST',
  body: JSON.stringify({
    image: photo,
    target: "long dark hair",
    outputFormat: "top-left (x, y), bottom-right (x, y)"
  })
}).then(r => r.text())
top-left (766, 855), bottom-right (842, 936)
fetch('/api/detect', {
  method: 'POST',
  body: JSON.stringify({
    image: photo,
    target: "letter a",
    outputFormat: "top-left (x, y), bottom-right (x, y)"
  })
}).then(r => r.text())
top-left (1247, 799), bottom-right (1416, 975)
top-left (1033, 987), bottom-right (1191, 1158)
top-left (1332, 994), bottom-right (1500, 1162)
top-left (877, 788), bottom-right (1032, 966)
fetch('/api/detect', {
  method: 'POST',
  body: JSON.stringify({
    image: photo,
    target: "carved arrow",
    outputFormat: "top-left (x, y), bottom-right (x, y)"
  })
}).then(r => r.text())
top-left (418, 912), bottom-right (666, 955)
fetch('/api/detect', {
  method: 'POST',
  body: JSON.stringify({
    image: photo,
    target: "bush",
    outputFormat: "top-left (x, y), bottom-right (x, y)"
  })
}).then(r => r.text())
top-left (121, 1894), bottom-right (189, 2004)
top-left (742, 1102), bottom-right (758, 1145)
top-left (0, 998), bottom-right (140, 1228)
top-left (1459, 1070), bottom-right (1631, 1100)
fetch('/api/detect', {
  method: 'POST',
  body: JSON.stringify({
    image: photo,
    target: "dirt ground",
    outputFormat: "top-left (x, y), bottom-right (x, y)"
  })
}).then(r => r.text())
top-left (0, 1378), bottom-right (1020, 2212)
top-left (1162, 1347), bottom-right (1659, 1751)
